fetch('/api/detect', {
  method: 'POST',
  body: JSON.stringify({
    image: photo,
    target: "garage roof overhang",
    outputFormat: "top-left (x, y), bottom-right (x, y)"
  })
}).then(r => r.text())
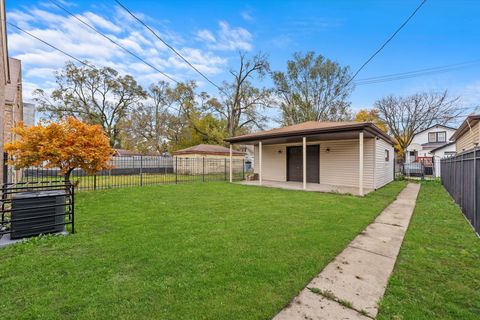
top-left (225, 123), bottom-right (393, 146)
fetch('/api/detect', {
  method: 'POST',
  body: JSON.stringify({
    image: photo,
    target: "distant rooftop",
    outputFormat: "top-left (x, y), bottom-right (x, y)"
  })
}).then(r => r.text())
top-left (173, 144), bottom-right (244, 156)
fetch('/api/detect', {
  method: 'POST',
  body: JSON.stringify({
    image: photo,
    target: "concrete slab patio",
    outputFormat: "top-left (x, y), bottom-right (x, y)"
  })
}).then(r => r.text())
top-left (239, 180), bottom-right (374, 196)
top-left (273, 183), bottom-right (421, 320)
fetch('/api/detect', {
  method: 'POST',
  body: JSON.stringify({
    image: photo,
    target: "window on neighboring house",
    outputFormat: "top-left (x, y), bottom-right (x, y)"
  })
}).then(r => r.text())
top-left (428, 131), bottom-right (447, 143)
top-left (385, 150), bottom-right (390, 162)
top-left (444, 151), bottom-right (456, 157)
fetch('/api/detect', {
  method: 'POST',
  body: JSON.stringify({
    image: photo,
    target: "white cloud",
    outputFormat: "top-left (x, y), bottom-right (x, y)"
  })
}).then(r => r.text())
top-left (7, 3), bottom-right (233, 100)
top-left (195, 21), bottom-right (253, 51)
top-left (206, 21), bottom-right (252, 51)
top-left (196, 29), bottom-right (216, 43)
top-left (241, 10), bottom-right (254, 22)
top-left (83, 12), bottom-right (122, 33)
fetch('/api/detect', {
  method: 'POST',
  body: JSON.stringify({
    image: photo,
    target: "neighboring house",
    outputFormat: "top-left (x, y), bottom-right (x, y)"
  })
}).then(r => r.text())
top-left (430, 142), bottom-right (456, 177)
top-left (0, 0), bottom-right (9, 183)
top-left (450, 115), bottom-right (480, 152)
top-left (405, 124), bottom-right (456, 176)
top-left (225, 121), bottom-right (394, 196)
top-left (4, 58), bottom-right (23, 144)
top-left (173, 144), bottom-right (245, 175)
top-left (4, 58), bottom-right (23, 183)
top-left (22, 102), bottom-right (35, 127)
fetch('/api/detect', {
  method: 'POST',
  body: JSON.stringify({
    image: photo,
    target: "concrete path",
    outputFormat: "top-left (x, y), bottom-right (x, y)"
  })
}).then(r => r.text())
top-left (273, 183), bottom-right (421, 320)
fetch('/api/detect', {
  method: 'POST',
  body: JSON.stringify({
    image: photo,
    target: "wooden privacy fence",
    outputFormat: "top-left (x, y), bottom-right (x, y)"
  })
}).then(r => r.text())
top-left (441, 148), bottom-right (480, 235)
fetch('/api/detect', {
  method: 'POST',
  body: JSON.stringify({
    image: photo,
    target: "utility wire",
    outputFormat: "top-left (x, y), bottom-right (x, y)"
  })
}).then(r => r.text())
top-left (8, 22), bottom-right (184, 115)
top-left (8, 22), bottom-right (99, 71)
top-left (346, 0), bottom-right (428, 88)
top-left (354, 60), bottom-right (480, 85)
top-left (114, 0), bottom-right (223, 92)
top-left (356, 59), bottom-right (480, 83)
top-left (48, 0), bottom-right (178, 84)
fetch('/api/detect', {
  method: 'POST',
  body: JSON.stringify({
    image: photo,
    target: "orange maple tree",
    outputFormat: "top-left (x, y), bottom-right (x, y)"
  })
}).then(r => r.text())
top-left (355, 108), bottom-right (388, 133)
top-left (5, 117), bottom-right (114, 182)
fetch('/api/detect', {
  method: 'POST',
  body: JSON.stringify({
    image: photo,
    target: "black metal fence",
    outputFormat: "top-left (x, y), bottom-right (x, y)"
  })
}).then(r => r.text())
top-left (441, 149), bottom-right (480, 235)
top-left (0, 181), bottom-right (74, 240)
top-left (16, 156), bottom-right (246, 191)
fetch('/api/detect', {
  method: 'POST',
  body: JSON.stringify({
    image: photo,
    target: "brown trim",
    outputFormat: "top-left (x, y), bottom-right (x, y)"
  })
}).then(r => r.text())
top-left (225, 122), bottom-right (394, 145)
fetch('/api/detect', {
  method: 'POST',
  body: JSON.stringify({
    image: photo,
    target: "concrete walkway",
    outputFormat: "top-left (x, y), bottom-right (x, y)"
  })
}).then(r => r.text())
top-left (273, 183), bottom-right (421, 320)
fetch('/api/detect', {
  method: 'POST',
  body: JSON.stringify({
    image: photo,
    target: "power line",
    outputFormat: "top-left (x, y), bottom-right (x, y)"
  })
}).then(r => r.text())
top-left (48, 0), bottom-right (178, 84)
top-left (8, 22), bottom-right (184, 115)
top-left (114, 0), bottom-right (223, 92)
top-left (354, 60), bottom-right (480, 85)
top-left (346, 0), bottom-right (427, 87)
top-left (8, 22), bottom-right (99, 70)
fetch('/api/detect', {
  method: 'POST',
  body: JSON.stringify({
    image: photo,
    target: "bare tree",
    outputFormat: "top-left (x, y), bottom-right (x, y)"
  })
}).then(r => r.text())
top-left (375, 91), bottom-right (461, 157)
top-left (272, 51), bottom-right (353, 125)
top-left (208, 52), bottom-right (272, 137)
top-left (119, 81), bottom-right (172, 153)
top-left (35, 62), bottom-right (147, 147)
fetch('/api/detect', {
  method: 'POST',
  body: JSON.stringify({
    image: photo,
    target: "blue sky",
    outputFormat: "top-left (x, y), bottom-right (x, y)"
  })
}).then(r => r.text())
top-left (6, 0), bottom-right (480, 125)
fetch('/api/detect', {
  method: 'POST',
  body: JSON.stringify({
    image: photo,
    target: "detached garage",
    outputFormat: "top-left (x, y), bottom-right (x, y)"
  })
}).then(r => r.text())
top-left (225, 121), bottom-right (394, 196)
top-left (173, 144), bottom-right (245, 175)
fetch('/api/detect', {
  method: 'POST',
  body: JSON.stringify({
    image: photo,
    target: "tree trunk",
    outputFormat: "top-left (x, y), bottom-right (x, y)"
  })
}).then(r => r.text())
top-left (64, 168), bottom-right (74, 185)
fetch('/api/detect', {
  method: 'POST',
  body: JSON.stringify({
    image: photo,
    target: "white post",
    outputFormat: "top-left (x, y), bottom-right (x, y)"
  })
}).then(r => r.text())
top-left (359, 131), bottom-right (364, 196)
top-left (259, 141), bottom-right (263, 185)
top-left (229, 144), bottom-right (233, 183)
top-left (303, 137), bottom-right (307, 190)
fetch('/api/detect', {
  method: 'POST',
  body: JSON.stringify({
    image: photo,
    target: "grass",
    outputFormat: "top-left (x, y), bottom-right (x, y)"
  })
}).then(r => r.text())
top-left (378, 181), bottom-right (480, 320)
top-left (0, 181), bottom-right (405, 320)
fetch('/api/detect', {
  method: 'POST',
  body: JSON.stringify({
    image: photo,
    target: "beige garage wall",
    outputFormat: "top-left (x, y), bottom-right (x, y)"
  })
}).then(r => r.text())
top-left (375, 138), bottom-right (394, 189)
top-left (319, 139), bottom-right (374, 189)
top-left (254, 144), bottom-right (287, 181)
top-left (456, 122), bottom-right (480, 152)
top-left (253, 138), bottom-right (376, 189)
top-left (174, 154), bottom-right (244, 174)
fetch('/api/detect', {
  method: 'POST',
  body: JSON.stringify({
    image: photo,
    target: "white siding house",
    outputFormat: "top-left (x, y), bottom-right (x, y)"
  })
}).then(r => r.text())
top-left (405, 124), bottom-right (456, 177)
top-left (226, 121), bottom-right (394, 196)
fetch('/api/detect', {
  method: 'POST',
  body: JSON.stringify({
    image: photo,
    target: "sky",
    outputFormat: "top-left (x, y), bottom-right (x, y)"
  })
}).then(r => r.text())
top-left (6, 0), bottom-right (480, 127)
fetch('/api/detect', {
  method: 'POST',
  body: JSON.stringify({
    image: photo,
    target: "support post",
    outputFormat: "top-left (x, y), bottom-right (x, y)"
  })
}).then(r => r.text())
top-left (224, 158), bottom-right (227, 181)
top-left (303, 136), bottom-right (307, 190)
top-left (229, 144), bottom-right (233, 183)
top-left (139, 155), bottom-right (143, 187)
top-left (175, 157), bottom-right (178, 184)
top-left (359, 131), bottom-right (364, 196)
top-left (242, 158), bottom-right (245, 180)
top-left (259, 141), bottom-right (263, 185)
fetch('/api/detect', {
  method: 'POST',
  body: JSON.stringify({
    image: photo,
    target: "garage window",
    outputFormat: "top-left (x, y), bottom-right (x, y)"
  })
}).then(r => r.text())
top-left (385, 150), bottom-right (390, 162)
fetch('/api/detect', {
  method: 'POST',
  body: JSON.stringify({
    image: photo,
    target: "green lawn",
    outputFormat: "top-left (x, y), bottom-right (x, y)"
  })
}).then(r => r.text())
top-left (0, 181), bottom-right (405, 320)
top-left (378, 181), bottom-right (480, 319)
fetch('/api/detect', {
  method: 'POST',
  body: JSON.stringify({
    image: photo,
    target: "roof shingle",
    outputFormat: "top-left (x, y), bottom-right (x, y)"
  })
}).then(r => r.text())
top-left (173, 144), bottom-right (244, 156)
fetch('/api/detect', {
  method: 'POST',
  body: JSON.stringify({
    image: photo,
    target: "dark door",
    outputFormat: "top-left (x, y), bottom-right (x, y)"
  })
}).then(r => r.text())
top-left (286, 145), bottom-right (320, 183)
top-left (287, 146), bottom-right (303, 182)
top-left (307, 145), bottom-right (320, 183)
